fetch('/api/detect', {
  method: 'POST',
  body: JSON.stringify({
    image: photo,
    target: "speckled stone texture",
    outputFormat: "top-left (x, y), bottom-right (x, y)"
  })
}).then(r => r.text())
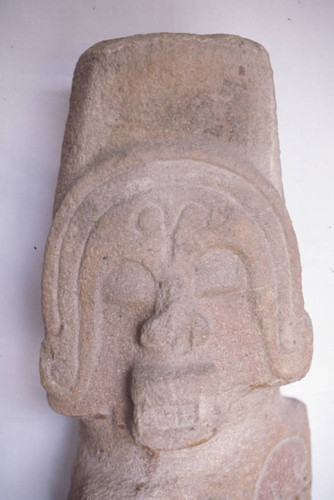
top-left (40, 34), bottom-right (313, 499)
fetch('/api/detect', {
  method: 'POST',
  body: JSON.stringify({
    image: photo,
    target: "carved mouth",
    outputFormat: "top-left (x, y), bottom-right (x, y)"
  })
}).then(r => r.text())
top-left (131, 362), bottom-right (220, 450)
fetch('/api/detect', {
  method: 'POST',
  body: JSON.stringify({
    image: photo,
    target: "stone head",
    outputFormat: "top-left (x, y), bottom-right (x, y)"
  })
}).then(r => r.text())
top-left (41, 156), bottom-right (312, 452)
top-left (40, 35), bottom-right (312, 454)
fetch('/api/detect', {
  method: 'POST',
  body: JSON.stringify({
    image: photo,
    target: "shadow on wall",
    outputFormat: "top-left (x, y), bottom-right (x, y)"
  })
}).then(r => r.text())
top-left (21, 88), bottom-right (72, 406)
top-left (25, 87), bottom-right (78, 499)
top-left (50, 418), bottom-right (79, 500)
top-left (42, 89), bottom-right (79, 500)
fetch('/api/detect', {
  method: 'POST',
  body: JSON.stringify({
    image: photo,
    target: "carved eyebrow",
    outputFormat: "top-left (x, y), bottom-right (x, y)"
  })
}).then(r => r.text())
top-left (193, 249), bottom-right (247, 298)
top-left (171, 202), bottom-right (211, 258)
top-left (173, 203), bottom-right (209, 235)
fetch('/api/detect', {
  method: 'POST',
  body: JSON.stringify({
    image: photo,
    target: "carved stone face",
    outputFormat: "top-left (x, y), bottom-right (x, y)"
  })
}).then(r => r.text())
top-left (40, 36), bottom-right (312, 498)
top-left (79, 166), bottom-right (273, 451)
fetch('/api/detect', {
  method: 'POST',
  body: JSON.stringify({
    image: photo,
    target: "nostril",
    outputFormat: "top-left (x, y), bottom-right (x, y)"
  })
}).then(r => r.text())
top-left (190, 313), bottom-right (211, 348)
top-left (139, 318), bottom-right (155, 351)
top-left (139, 309), bottom-right (211, 356)
top-left (139, 315), bottom-right (171, 354)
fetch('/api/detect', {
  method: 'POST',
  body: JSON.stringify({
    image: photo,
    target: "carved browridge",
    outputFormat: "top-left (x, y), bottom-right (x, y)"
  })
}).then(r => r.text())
top-left (40, 34), bottom-right (312, 499)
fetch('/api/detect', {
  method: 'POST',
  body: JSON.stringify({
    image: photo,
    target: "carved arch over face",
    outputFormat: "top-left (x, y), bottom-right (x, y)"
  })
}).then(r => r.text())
top-left (41, 157), bottom-right (312, 416)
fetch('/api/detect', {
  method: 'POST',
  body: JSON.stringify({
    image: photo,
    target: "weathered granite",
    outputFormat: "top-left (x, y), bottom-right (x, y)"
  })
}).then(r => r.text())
top-left (40, 34), bottom-right (313, 499)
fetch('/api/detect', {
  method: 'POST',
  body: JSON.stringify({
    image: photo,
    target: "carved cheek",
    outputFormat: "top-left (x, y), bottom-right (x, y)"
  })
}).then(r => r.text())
top-left (85, 262), bottom-right (156, 416)
top-left (203, 294), bottom-right (271, 388)
top-left (192, 249), bottom-right (270, 386)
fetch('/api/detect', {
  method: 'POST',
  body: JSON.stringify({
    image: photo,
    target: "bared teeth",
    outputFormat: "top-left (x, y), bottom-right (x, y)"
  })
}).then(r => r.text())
top-left (131, 362), bottom-right (221, 450)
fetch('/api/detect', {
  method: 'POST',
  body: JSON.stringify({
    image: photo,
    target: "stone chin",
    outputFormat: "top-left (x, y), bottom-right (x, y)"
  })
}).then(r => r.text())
top-left (131, 361), bottom-right (221, 451)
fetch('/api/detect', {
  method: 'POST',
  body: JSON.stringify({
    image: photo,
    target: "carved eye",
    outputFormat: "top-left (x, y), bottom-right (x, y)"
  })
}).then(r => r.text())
top-left (102, 261), bottom-right (156, 307)
top-left (194, 249), bottom-right (246, 298)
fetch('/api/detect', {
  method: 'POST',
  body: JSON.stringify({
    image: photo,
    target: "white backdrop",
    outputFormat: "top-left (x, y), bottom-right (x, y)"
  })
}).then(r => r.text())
top-left (1, 1), bottom-right (333, 498)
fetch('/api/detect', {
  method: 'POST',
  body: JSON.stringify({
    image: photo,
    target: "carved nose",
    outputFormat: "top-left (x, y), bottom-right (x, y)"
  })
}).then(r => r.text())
top-left (139, 303), bottom-right (210, 355)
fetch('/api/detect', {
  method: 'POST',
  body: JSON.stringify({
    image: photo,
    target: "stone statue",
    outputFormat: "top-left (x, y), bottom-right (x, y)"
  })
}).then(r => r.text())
top-left (40, 34), bottom-right (313, 499)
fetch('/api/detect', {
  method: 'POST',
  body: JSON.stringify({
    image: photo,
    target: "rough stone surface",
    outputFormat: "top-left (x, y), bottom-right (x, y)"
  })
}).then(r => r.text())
top-left (40, 34), bottom-right (313, 499)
